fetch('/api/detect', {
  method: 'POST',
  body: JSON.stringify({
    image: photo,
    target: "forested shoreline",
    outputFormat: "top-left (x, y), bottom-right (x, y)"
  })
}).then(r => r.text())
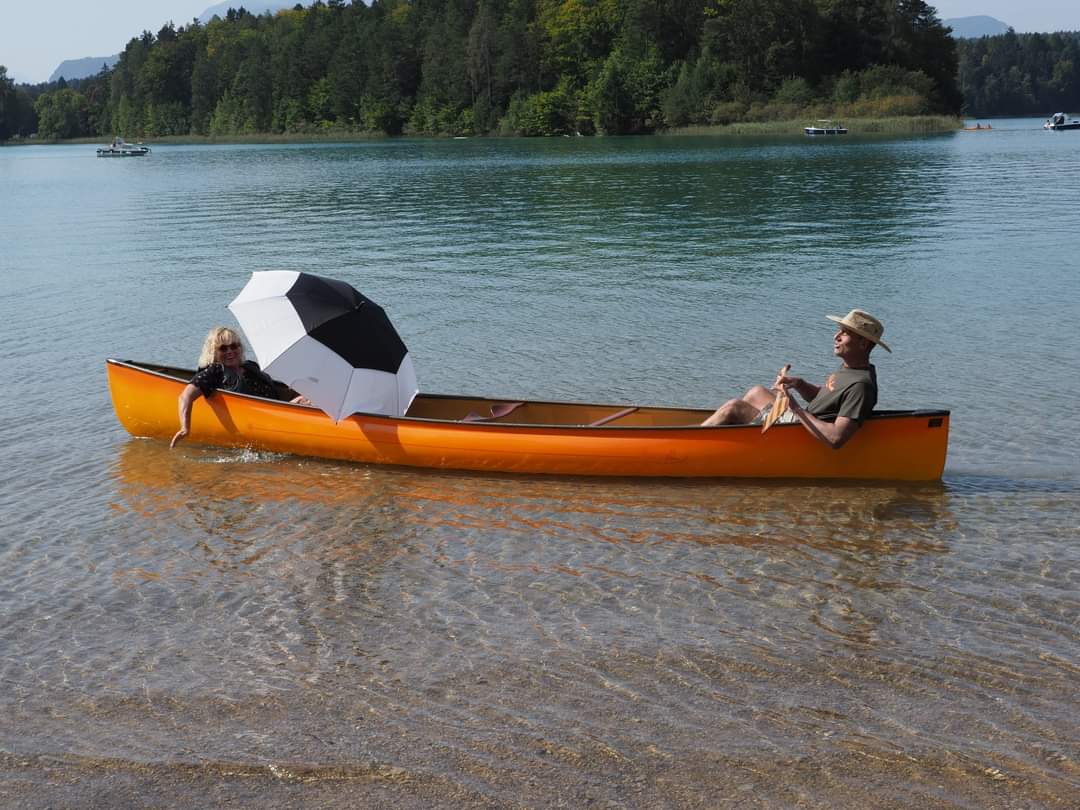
top-left (3, 0), bottom-right (965, 141)
top-left (7, 4), bottom-right (1080, 142)
top-left (956, 31), bottom-right (1080, 116)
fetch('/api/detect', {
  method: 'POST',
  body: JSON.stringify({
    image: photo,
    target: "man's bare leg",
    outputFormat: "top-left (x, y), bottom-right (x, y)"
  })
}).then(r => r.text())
top-left (701, 385), bottom-right (777, 426)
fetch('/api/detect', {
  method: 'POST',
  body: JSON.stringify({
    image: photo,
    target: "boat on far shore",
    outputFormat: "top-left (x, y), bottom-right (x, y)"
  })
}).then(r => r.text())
top-left (1044, 113), bottom-right (1080, 131)
top-left (963, 122), bottom-right (992, 131)
top-left (804, 119), bottom-right (848, 136)
top-left (96, 137), bottom-right (151, 157)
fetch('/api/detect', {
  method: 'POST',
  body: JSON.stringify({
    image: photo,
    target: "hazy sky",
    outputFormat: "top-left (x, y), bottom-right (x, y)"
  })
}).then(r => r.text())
top-left (932, 1), bottom-right (1080, 33)
top-left (4, 2), bottom-right (209, 83)
top-left (4, 1), bottom-right (1080, 84)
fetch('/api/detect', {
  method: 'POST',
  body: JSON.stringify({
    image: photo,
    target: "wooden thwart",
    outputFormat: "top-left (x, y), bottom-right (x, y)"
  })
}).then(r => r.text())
top-left (588, 407), bottom-right (639, 427)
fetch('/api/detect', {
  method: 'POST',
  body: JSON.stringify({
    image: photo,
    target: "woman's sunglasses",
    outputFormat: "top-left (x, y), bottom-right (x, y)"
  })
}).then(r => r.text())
top-left (217, 343), bottom-right (242, 352)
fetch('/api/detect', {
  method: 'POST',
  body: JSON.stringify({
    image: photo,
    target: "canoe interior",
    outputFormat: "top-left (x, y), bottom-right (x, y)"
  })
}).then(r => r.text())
top-left (119, 360), bottom-right (946, 429)
top-left (124, 361), bottom-right (709, 427)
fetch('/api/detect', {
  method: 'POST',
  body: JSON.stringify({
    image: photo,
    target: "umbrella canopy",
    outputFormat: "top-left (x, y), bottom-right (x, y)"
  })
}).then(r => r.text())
top-left (228, 271), bottom-right (418, 421)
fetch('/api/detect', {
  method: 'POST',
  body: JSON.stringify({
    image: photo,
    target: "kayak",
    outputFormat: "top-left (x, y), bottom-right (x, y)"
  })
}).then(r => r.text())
top-left (106, 359), bottom-right (950, 480)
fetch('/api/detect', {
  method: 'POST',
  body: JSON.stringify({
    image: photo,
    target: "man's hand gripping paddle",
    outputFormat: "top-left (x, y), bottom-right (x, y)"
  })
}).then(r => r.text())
top-left (762, 364), bottom-right (791, 433)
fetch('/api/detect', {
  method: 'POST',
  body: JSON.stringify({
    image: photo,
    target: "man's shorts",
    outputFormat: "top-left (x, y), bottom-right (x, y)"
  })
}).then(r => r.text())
top-left (751, 404), bottom-right (800, 426)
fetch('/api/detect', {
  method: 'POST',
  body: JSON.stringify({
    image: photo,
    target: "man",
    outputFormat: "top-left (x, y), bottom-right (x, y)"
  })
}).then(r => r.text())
top-left (701, 309), bottom-right (891, 449)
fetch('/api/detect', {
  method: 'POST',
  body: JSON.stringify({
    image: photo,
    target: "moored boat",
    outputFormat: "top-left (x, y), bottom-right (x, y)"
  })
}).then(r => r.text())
top-left (1044, 113), bottom-right (1080, 131)
top-left (97, 137), bottom-right (151, 156)
top-left (804, 120), bottom-right (848, 136)
top-left (107, 359), bottom-right (950, 480)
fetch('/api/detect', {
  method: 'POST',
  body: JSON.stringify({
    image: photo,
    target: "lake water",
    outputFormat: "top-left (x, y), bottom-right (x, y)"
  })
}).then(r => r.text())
top-left (1, 120), bottom-right (1078, 807)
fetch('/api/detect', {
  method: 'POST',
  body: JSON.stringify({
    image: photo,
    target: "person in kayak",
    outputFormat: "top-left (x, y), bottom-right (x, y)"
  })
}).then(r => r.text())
top-left (701, 309), bottom-right (890, 449)
top-left (171, 326), bottom-right (308, 447)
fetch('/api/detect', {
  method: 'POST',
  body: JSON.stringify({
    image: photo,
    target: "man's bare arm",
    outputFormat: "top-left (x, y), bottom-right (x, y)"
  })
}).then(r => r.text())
top-left (777, 373), bottom-right (820, 402)
top-left (787, 397), bottom-right (861, 449)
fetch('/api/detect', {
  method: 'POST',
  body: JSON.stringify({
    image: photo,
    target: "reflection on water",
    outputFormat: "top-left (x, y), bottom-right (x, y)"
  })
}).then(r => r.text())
top-left (6, 440), bottom-right (1075, 805)
top-left (111, 438), bottom-right (958, 560)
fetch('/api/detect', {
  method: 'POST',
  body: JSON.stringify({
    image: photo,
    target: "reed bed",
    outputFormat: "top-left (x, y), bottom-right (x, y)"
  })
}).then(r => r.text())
top-left (15, 115), bottom-right (961, 147)
top-left (663, 116), bottom-right (961, 136)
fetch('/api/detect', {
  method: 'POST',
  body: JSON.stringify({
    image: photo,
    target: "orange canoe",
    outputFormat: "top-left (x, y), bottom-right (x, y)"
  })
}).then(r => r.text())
top-left (106, 359), bottom-right (950, 480)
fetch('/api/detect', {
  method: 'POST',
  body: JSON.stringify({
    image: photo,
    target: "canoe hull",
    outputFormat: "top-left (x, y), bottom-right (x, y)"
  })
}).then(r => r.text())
top-left (106, 359), bottom-right (949, 480)
top-left (96, 145), bottom-right (151, 156)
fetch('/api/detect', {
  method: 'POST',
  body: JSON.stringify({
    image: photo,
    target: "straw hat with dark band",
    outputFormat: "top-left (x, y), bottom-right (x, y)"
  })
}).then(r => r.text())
top-left (826, 309), bottom-right (891, 352)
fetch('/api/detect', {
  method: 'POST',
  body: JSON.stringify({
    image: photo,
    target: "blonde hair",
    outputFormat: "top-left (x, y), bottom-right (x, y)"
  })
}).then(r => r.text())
top-left (198, 326), bottom-right (245, 367)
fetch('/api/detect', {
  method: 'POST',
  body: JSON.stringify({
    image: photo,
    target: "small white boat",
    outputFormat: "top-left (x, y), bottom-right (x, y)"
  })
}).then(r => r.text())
top-left (1044, 113), bottom-right (1080, 131)
top-left (96, 138), bottom-right (151, 157)
top-left (804, 119), bottom-right (848, 136)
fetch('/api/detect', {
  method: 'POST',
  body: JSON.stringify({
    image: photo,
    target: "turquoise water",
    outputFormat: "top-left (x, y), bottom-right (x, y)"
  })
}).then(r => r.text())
top-left (1, 122), bottom-right (1078, 806)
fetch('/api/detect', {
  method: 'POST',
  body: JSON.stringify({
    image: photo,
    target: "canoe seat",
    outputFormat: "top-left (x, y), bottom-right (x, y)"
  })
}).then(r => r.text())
top-left (588, 407), bottom-right (638, 427)
top-left (463, 402), bottom-right (525, 422)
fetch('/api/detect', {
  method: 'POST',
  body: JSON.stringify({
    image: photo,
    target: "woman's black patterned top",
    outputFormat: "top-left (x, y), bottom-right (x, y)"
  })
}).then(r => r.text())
top-left (190, 361), bottom-right (282, 400)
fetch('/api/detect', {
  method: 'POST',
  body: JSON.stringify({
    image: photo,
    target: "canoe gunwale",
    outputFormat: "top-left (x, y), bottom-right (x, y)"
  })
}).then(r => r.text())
top-left (106, 358), bottom-right (950, 430)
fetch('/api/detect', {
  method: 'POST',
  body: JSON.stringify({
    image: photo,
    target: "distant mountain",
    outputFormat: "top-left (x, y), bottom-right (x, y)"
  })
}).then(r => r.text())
top-left (944, 16), bottom-right (1011, 38)
top-left (49, 55), bottom-right (120, 83)
top-left (198, 0), bottom-right (298, 23)
top-left (43, 4), bottom-right (299, 84)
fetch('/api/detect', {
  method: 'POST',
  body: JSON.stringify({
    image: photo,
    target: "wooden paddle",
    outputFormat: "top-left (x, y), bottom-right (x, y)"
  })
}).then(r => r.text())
top-left (762, 364), bottom-right (791, 433)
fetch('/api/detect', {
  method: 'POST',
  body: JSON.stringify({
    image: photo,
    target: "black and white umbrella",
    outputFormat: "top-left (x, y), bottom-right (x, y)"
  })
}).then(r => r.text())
top-left (228, 271), bottom-right (418, 421)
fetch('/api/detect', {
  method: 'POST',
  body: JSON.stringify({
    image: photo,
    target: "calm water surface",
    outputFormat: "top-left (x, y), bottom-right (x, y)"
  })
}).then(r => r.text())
top-left (1, 120), bottom-right (1078, 807)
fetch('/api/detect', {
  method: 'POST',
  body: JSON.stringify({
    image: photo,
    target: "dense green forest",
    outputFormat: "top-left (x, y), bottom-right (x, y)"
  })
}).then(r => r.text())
top-left (4, 0), bottom-right (961, 140)
top-left (956, 31), bottom-right (1080, 116)
top-left (0, 67), bottom-right (37, 139)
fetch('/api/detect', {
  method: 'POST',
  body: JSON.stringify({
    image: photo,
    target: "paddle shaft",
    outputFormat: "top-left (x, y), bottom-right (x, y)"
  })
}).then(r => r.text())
top-left (762, 364), bottom-right (791, 433)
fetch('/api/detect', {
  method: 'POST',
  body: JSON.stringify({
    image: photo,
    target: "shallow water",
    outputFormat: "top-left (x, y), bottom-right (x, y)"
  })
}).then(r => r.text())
top-left (1, 121), bottom-right (1078, 807)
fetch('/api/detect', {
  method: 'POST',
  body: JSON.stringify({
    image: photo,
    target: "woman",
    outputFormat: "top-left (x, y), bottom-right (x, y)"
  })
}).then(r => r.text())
top-left (170, 327), bottom-right (307, 448)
